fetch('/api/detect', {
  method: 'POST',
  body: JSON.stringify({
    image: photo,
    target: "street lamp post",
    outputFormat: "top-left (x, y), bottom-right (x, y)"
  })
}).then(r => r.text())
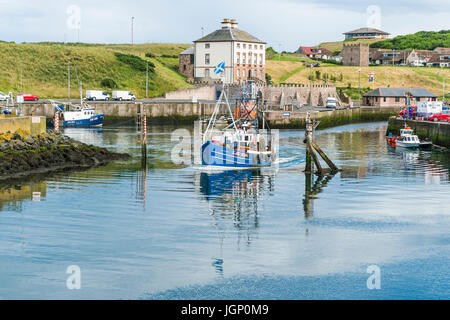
top-left (131, 17), bottom-right (135, 45)
top-left (358, 68), bottom-right (361, 106)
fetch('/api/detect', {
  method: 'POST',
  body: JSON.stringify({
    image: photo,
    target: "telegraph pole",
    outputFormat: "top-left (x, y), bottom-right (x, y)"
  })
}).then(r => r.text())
top-left (131, 16), bottom-right (135, 45)
top-left (146, 60), bottom-right (149, 99)
top-left (68, 58), bottom-right (71, 101)
top-left (358, 68), bottom-right (361, 106)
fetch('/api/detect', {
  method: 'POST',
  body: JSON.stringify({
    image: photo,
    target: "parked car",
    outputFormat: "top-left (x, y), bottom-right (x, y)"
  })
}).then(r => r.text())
top-left (326, 97), bottom-right (337, 109)
top-left (427, 110), bottom-right (450, 122)
top-left (0, 91), bottom-right (8, 101)
top-left (112, 91), bottom-right (136, 101)
top-left (86, 90), bottom-right (110, 101)
top-left (18, 93), bottom-right (39, 101)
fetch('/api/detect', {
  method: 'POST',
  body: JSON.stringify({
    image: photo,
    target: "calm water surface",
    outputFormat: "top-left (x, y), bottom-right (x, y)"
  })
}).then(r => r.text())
top-left (0, 122), bottom-right (449, 299)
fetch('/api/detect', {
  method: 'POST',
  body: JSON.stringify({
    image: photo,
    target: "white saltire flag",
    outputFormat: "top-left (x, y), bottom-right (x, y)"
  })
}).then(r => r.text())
top-left (368, 72), bottom-right (374, 82)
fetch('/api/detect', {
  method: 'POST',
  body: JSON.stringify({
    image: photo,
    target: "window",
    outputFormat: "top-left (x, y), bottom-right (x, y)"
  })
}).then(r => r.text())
top-left (254, 70), bottom-right (257, 77)
top-left (254, 54), bottom-right (257, 65)
top-left (242, 53), bottom-right (246, 65)
top-left (259, 71), bottom-right (262, 79)
top-left (260, 45), bottom-right (263, 50)
top-left (248, 52), bottom-right (252, 64)
top-left (242, 70), bottom-right (245, 78)
top-left (259, 54), bottom-right (263, 65)
top-left (249, 44), bottom-right (252, 49)
top-left (243, 44), bottom-right (246, 49)
top-left (205, 54), bottom-right (210, 64)
top-left (183, 65), bottom-right (186, 71)
top-left (237, 43), bottom-right (240, 49)
top-left (383, 97), bottom-right (386, 102)
top-left (205, 69), bottom-right (210, 77)
top-left (416, 97), bottom-right (421, 101)
top-left (205, 43), bottom-right (210, 49)
top-left (395, 97), bottom-right (400, 102)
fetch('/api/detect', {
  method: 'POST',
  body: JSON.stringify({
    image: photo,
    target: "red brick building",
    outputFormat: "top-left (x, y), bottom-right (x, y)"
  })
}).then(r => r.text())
top-left (363, 88), bottom-right (438, 107)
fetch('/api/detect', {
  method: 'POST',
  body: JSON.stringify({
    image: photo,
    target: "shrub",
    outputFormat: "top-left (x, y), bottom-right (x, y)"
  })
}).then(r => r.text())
top-left (100, 78), bottom-right (118, 89)
top-left (145, 52), bottom-right (156, 58)
top-left (161, 54), bottom-right (178, 58)
top-left (114, 52), bottom-right (155, 72)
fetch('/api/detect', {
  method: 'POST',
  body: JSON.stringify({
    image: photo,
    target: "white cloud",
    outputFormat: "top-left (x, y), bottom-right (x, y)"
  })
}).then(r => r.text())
top-left (0, 0), bottom-right (448, 49)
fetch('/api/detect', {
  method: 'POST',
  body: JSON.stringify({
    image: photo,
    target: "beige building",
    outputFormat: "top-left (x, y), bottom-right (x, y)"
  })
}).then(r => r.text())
top-left (189, 18), bottom-right (266, 84)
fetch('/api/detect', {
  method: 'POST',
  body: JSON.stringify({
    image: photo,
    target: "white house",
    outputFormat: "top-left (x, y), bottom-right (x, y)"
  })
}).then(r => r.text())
top-left (193, 19), bottom-right (266, 84)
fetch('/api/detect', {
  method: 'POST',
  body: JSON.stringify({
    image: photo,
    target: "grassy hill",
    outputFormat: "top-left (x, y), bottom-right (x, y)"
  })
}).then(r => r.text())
top-left (0, 42), bottom-right (193, 99)
top-left (266, 55), bottom-right (450, 98)
top-left (370, 30), bottom-right (450, 50)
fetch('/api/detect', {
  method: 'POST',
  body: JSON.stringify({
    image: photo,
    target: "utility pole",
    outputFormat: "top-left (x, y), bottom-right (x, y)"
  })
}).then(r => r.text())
top-left (309, 64), bottom-right (313, 106)
top-left (20, 62), bottom-right (23, 94)
top-left (68, 58), bottom-right (71, 101)
top-left (201, 27), bottom-right (204, 37)
top-left (358, 68), bottom-right (361, 106)
top-left (146, 60), bottom-right (149, 99)
top-left (131, 16), bottom-right (135, 45)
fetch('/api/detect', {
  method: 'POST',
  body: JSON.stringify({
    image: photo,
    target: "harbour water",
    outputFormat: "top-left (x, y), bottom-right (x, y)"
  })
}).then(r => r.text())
top-left (0, 122), bottom-right (449, 299)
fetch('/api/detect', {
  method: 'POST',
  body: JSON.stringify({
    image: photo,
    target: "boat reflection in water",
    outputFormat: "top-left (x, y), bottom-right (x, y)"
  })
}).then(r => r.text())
top-left (195, 169), bottom-right (275, 275)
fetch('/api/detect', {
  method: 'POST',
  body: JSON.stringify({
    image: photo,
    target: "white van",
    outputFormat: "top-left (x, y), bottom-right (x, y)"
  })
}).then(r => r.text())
top-left (86, 90), bottom-right (110, 101)
top-left (0, 91), bottom-right (8, 101)
top-left (326, 97), bottom-right (337, 109)
top-left (112, 91), bottom-right (136, 101)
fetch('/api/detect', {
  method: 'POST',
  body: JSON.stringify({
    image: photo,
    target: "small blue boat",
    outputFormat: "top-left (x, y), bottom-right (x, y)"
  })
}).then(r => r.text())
top-left (53, 101), bottom-right (104, 128)
top-left (63, 107), bottom-right (104, 127)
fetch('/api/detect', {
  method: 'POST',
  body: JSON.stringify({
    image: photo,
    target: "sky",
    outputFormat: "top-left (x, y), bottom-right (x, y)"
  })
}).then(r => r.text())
top-left (0, 0), bottom-right (449, 51)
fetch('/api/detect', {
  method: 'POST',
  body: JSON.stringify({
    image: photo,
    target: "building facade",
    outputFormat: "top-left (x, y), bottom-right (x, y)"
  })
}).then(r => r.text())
top-left (341, 43), bottom-right (369, 66)
top-left (363, 88), bottom-right (438, 107)
top-left (343, 27), bottom-right (390, 40)
top-left (192, 19), bottom-right (266, 84)
top-left (178, 47), bottom-right (195, 79)
top-left (296, 46), bottom-right (332, 60)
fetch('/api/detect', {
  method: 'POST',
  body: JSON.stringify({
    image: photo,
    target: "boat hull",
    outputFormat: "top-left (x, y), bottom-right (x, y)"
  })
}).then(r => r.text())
top-left (201, 141), bottom-right (272, 168)
top-left (63, 114), bottom-right (104, 127)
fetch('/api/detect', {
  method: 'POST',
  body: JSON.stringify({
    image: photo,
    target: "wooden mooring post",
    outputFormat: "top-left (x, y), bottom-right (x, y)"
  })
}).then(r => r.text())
top-left (136, 103), bottom-right (147, 167)
top-left (304, 112), bottom-right (339, 175)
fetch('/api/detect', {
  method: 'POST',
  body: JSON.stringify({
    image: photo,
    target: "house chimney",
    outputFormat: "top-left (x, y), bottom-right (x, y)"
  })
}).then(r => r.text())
top-left (230, 19), bottom-right (238, 29)
top-left (221, 18), bottom-right (232, 29)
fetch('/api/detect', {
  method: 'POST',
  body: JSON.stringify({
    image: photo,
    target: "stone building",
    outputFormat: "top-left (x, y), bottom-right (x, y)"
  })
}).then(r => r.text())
top-left (363, 88), bottom-right (437, 107)
top-left (178, 47), bottom-right (195, 79)
top-left (184, 18), bottom-right (266, 84)
top-left (343, 27), bottom-right (390, 40)
top-left (341, 43), bottom-right (369, 66)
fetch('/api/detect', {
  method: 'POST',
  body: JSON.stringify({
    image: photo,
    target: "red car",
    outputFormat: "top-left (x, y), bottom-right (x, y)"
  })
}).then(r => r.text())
top-left (427, 110), bottom-right (450, 122)
top-left (19, 93), bottom-right (39, 101)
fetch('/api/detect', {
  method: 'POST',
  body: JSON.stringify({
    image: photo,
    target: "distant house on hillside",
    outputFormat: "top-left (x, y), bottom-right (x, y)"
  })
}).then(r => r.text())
top-left (343, 27), bottom-right (390, 40)
top-left (363, 88), bottom-right (437, 107)
top-left (296, 46), bottom-right (332, 60)
top-left (426, 53), bottom-right (450, 68)
top-left (433, 47), bottom-right (450, 55)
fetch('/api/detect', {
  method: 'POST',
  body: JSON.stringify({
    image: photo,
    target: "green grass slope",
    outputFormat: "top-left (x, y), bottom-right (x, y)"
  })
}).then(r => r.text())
top-left (0, 42), bottom-right (193, 99)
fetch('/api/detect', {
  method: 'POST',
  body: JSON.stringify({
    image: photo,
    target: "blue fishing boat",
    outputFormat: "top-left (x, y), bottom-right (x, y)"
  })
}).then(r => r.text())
top-left (63, 106), bottom-right (104, 127)
top-left (201, 84), bottom-right (276, 169)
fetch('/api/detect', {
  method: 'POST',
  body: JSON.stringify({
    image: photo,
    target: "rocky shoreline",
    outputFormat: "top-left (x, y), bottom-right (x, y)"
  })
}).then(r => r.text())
top-left (0, 129), bottom-right (131, 181)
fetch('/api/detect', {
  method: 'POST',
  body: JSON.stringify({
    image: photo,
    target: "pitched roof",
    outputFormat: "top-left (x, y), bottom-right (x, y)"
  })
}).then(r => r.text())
top-left (194, 28), bottom-right (265, 43)
top-left (180, 47), bottom-right (194, 55)
top-left (433, 47), bottom-right (450, 54)
top-left (344, 27), bottom-right (390, 35)
top-left (427, 53), bottom-right (450, 64)
top-left (363, 88), bottom-right (438, 97)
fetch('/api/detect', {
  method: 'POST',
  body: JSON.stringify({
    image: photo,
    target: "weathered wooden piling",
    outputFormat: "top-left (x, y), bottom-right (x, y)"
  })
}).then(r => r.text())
top-left (304, 112), bottom-right (339, 175)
